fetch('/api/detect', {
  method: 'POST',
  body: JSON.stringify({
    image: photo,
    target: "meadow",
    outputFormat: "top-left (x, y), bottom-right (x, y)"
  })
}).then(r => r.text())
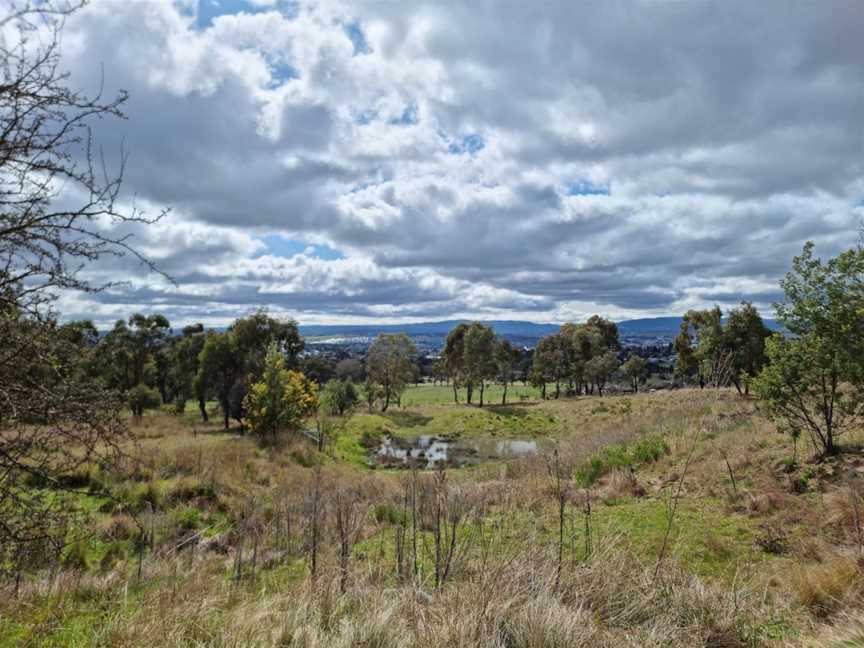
top-left (3, 386), bottom-right (864, 647)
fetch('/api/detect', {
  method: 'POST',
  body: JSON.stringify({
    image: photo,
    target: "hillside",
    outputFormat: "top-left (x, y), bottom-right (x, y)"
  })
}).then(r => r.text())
top-left (3, 387), bottom-right (863, 647)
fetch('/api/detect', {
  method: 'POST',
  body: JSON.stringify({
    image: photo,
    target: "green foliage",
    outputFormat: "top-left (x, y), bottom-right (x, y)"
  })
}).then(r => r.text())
top-left (320, 378), bottom-right (359, 416)
top-left (229, 309), bottom-right (304, 375)
top-left (365, 333), bottom-right (417, 412)
top-left (463, 322), bottom-right (497, 406)
top-left (754, 242), bottom-right (864, 457)
top-left (621, 355), bottom-right (649, 392)
top-left (574, 436), bottom-right (668, 486)
top-left (127, 384), bottom-right (161, 420)
top-left (723, 301), bottom-right (771, 394)
top-left (243, 345), bottom-right (318, 440)
top-left (197, 331), bottom-right (243, 429)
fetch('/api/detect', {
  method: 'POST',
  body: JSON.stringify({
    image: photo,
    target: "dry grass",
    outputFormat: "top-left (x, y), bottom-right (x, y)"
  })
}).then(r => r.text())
top-left (3, 389), bottom-right (864, 647)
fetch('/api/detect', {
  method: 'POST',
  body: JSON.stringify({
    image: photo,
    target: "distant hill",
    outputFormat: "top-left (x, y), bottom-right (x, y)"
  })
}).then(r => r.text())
top-left (300, 319), bottom-right (560, 339)
top-left (301, 316), bottom-right (779, 341)
top-left (616, 316), bottom-right (781, 334)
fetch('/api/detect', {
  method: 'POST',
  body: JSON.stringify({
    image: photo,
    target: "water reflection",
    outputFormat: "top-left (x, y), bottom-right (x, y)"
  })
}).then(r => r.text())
top-left (373, 434), bottom-right (540, 469)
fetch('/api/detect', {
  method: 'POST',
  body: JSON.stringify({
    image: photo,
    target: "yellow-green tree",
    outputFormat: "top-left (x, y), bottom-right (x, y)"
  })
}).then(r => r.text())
top-left (243, 345), bottom-right (317, 442)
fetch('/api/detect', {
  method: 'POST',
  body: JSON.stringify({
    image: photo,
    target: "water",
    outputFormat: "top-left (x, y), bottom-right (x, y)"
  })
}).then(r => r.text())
top-left (373, 434), bottom-right (540, 469)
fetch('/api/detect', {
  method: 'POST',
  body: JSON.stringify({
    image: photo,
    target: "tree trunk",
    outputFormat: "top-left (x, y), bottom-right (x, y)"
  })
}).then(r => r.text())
top-left (452, 383), bottom-right (458, 403)
top-left (198, 397), bottom-right (208, 423)
top-left (502, 382), bottom-right (508, 405)
top-left (478, 382), bottom-right (484, 407)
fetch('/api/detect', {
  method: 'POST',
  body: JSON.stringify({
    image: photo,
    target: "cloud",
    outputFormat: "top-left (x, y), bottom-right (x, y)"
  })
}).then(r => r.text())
top-left (44, 0), bottom-right (864, 325)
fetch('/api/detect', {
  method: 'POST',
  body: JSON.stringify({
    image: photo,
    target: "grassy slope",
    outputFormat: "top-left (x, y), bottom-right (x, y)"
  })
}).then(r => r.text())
top-left (2, 388), bottom-right (864, 647)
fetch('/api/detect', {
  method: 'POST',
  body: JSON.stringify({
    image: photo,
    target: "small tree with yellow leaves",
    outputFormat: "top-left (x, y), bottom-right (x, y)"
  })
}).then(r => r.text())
top-left (243, 345), bottom-right (317, 443)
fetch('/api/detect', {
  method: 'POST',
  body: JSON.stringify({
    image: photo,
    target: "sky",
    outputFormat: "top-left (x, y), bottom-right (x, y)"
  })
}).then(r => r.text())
top-left (51, 0), bottom-right (864, 326)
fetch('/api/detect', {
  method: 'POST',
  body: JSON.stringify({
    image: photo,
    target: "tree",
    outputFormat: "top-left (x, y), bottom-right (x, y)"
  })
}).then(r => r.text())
top-left (494, 339), bottom-right (519, 404)
top-left (585, 351), bottom-right (619, 396)
top-left (0, 4), bottom-right (164, 317)
top-left (723, 302), bottom-right (771, 395)
top-left (463, 322), bottom-right (497, 407)
top-left (753, 242), bottom-right (864, 458)
top-left (229, 310), bottom-right (304, 375)
top-left (443, 323), bottom-right (470, 403)
top-left (365, 333), bottom-right (417, 412)
top-left (243, 346), bottom-right (317, 443)
top-left (198, 331), bottom-right (243, 430)
top-left (0, 310), bottom-right (128, 557)
top-left (532, 333), bottom-right (570, 398)
top-left (167, 324), bottom-right (208, 419)
top-left (335, 358), bottom-right (364, 382)
top-left (673, 320), bottom-right (699, 385)
top-left (684, 307), bottom-right (727, 388)
top-left (566, 323), bottom-right (604, 394)
top-left (585, 315), bottom-right (620, 352)
top-left (621, 355), bottom-right (649, 393)
top-left (320, 379), bottom-right (359, 417)
top-left (99, 319), bottom-right (136, 392)
top-left (127, 313), bottom-right (171, 388)
top-left (301, 355), bottom-right (336, 385)
top-left (0, 0), bottom-right (162, 560)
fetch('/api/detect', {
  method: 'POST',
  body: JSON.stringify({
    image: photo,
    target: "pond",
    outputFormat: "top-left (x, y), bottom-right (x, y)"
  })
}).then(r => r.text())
top-left (371, 434), bottom-right (543, 469)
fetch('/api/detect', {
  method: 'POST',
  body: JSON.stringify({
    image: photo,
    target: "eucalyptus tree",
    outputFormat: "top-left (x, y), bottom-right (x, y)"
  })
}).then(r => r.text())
top-left (443, 323), bottom-right (470, 403)
top-left (495, 339), bottom-right (520, 405)
top-left (621, 355), bottom-right (649, 393)
top-left (365, 333), bottom-right (417, 412)
top-left (463, 322), bottom-right (497, 407)
top-left (723, 302), bottom-right (771, 395)
top-left (198, 331), bottom-right (244, 430)
top-left (167, 323), bottom-right (208, 419)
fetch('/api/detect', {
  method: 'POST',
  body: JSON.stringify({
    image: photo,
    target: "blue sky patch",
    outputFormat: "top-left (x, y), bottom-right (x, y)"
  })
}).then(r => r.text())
top-left (389, 101), bottom-right (419, 126)
top-left (353, 108), bottom-right (378, 125)
top-left (565, 179), bottom-right (610, 196)
top-left (268, 60), bottom-right (299, 85)
top-left (344, 22), bottom-right (371, 55)
top-left (194, 0), bottom-right (297, 29)
top-left (255, 234), bottom-right (344, 261)
top-left (448, 133), bottom-right (485, 155)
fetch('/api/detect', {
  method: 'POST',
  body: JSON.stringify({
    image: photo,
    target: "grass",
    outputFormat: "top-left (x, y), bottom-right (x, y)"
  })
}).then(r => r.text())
top-left (2, 388), bottom-right (864, 646)
top-left (399, 382), bottom-right (543, 406)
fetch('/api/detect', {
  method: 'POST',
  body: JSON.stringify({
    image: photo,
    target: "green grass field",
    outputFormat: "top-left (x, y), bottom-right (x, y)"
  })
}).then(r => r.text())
top-left (398, 382), bottom-right (543, 406)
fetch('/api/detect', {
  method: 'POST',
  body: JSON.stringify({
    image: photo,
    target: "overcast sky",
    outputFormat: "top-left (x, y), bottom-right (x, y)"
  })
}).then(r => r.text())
top-left (55, 0), bottom-right (864, 326)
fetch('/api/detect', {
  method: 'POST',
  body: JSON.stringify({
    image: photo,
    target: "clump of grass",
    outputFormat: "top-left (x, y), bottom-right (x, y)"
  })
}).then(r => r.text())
top-left (116, 480), bottom-right (164, 512)
top-left (791, 555), bottom-right (861, 618)
top-left (165, 476), bottom-right (217, 504)
top-left (574, 436), bottom-right (668, 486)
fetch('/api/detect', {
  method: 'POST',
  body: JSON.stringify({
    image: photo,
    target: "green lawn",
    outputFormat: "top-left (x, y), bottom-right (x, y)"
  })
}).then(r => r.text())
top-left (399, 382), bottom-right (542, 406)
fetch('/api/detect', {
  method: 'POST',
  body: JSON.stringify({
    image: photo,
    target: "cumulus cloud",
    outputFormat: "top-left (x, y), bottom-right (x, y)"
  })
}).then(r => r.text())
top-left (47, 0), bottom-right (864, 325)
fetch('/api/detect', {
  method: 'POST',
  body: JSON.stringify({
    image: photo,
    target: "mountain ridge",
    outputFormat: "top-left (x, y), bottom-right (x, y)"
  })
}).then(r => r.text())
top-left (300, 316), bottom-right (779, 339)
